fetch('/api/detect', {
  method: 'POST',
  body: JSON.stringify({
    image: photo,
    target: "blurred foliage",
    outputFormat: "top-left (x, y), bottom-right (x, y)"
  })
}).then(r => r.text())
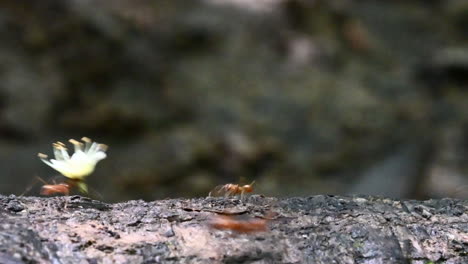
top-left (0, 0), bottom-right (468, 201)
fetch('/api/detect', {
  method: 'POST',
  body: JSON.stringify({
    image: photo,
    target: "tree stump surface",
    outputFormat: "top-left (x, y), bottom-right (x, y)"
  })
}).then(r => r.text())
top-left (0, 194), bottom-right (467, 264)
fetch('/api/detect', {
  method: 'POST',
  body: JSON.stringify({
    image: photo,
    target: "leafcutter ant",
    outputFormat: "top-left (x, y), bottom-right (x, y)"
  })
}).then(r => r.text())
top-left (209, 181), bottom-right (255, 200)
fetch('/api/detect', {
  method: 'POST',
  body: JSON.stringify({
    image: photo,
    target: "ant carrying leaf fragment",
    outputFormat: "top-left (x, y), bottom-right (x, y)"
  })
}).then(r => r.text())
top-left (32, 176), bottom-right (76, 196)
top-left (37, 137), bottom-right (108, 196)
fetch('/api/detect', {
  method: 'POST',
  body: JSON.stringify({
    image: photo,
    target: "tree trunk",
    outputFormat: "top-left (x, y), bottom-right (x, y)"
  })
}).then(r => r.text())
top-left (0, 194), bottom-right (467, 264)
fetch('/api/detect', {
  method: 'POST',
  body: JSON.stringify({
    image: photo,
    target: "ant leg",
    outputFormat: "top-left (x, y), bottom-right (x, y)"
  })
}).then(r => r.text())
top-left (211, 186), bottom-right (221, 197)
top-left (225, 189), bottom-right (235, 198)
top-left (20, 175), bottom-right (48, 197)
top-left (240, 190), bottom-right (245, 201)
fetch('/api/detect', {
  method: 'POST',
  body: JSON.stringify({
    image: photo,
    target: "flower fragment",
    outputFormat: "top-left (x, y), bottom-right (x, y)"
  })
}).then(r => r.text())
top-left (38, 137), bottom-right (108, 180)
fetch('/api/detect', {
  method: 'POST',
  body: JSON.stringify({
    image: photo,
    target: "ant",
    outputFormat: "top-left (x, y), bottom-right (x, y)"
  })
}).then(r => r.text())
top-left (34, 176), bottom-right (73, 196)
top-left (208, 214), bottom-right (268, 234)
top-left (21, 175), bottom-right (100, 203)
top-left (41, 183), bottom-right (71, 196)
top-left (209, 181), bottom-right (255, 200)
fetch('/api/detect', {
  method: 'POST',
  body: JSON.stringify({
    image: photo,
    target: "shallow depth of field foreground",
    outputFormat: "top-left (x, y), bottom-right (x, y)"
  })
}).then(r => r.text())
top-left (1, 194), bottom-right (467, 263)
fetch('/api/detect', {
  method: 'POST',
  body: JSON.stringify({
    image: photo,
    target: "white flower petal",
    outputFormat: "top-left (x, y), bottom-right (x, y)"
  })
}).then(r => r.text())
top-left (60, 147), bottom-right (70, 160)
top-left (82, 137), bottom-right (92, 152)
top-left (38, 137), bottom-right (108, 180)
top-left (87, 142), bottom-right (99, 155)
top-left (91, 151), bottom-right (107, 162)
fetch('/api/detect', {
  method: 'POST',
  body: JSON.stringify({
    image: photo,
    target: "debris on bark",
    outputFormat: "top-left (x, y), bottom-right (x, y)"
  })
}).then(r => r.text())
top-left (0, 194), bottom-right (467, 263)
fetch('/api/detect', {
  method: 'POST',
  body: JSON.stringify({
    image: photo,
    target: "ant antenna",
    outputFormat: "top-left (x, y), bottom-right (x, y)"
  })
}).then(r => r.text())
top-left (35, 175), bottom-right (48, 185)
top-left (19, 175), bottom-right (46, 197)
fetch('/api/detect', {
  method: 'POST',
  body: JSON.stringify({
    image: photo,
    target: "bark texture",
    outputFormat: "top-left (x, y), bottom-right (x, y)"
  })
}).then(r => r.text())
top-left (0, 194), bottom-right (467, 264)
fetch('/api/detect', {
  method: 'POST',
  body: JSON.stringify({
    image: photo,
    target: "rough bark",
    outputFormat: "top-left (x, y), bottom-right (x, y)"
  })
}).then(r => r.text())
top-left (0, 194), bottom-right (467, 264)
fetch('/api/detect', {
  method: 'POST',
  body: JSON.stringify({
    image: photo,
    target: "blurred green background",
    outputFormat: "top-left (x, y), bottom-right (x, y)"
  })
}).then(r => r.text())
top-left (1, 0), bottom-right (468, 202)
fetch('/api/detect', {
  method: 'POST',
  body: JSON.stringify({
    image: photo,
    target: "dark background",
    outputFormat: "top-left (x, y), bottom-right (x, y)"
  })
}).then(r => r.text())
top-left (1, 0), bottom-right (468, 202)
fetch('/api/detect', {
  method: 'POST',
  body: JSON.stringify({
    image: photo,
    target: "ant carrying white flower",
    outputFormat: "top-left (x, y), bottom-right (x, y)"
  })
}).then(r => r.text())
top-left (38, 137), bottom-right (108, 193)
